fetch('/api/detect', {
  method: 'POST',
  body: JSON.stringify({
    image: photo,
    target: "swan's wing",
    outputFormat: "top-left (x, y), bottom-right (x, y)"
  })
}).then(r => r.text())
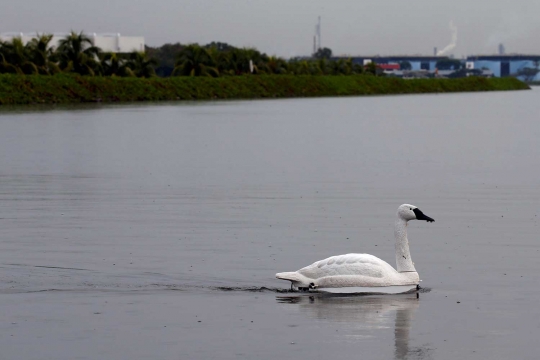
top-left (297, 253), bottom-right (395, 280)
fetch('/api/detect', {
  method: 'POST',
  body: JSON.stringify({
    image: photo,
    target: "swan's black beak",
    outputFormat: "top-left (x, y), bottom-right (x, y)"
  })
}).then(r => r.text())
top-left (413, 208), bottom-right (434, 222)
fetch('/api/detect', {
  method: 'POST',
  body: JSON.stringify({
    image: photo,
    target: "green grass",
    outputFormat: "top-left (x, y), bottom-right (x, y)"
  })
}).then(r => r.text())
top-left (0, 74), bottom-right (530, 105)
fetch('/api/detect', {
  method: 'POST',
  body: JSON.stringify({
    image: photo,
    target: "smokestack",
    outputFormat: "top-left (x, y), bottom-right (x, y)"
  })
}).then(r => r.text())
top-left (498, 43), bottom-right (505, 55)
top-left (317, 16), bottom-right (322, 50)
top-left (434, 47), bottom-right (438, 56)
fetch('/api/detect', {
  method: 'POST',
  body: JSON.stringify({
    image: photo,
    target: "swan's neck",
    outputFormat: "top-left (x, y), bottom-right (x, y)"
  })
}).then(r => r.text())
top-left (394, 219), bottom-right (416, 272)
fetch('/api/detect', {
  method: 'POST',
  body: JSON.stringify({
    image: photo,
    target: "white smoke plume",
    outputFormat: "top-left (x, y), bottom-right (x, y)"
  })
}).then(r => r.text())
top-left (437, 21), bottom-right (457, 56)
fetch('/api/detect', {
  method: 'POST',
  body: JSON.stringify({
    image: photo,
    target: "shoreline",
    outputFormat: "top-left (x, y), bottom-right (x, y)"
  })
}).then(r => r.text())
top-left (0, 74), bottom-right (530, 105)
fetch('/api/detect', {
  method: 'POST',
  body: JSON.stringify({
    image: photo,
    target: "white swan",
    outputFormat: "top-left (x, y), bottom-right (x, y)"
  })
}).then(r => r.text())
top-left (276, 204), bottom-right (434, 294)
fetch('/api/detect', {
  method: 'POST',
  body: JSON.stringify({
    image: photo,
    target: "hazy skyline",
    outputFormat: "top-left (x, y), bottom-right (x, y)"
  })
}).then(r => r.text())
top-left (3, 0), bottom-right (540, 58)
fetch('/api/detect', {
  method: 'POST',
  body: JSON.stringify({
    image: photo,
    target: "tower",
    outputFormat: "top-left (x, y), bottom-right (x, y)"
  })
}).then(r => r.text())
top-left (317, 16), bottom-right (321, 50)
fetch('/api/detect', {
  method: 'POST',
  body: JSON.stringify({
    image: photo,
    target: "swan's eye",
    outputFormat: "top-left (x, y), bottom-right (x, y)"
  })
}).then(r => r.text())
top-left (409, 208), bottom-right (412, 210)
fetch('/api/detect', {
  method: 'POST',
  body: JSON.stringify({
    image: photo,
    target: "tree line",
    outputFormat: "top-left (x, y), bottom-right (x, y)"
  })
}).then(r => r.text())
top-left (1, 32), bottom-right (378, 78)
top-left (146, 42), bottom-right (372, 77)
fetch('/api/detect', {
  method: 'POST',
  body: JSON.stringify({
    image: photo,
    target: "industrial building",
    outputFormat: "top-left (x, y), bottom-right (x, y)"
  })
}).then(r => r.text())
top-left (466, 55), bottom-right (540, 81)
top-left (334, 54), bottom-right (539, 81)
top-left (0, 32), bottom-right (145, 53)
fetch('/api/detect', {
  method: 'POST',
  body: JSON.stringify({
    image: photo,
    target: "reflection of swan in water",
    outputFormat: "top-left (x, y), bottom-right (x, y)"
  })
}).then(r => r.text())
top-left (277, 294), bottom-right (425, 359)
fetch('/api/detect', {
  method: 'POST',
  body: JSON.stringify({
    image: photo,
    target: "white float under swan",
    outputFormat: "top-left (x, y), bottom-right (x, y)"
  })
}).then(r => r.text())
top-left (276, 204), bottom-right (434, 294)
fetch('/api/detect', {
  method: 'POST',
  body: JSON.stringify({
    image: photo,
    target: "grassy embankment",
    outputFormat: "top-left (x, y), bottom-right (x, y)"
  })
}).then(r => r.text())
top-left (0, 74), bottom-right (530, 105)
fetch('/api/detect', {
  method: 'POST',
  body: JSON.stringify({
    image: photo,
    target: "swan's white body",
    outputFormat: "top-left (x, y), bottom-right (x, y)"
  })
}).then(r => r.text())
top-left (277, 253), bottom-right (419, 291)
top-left (276, 204), bottom-right (434, 294)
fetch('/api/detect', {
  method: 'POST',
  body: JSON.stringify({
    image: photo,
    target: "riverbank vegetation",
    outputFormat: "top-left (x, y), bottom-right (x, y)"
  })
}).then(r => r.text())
top-left (0, 32), bottom-right (530, 105)
top-left (1, 32), bottom-right (371, 78)
top-left (0, 74), bottom-right (529, 105)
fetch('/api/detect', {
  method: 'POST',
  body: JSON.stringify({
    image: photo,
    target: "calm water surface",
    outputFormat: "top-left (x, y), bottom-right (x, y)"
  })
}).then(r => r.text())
top-left (1, 90), bottom-right (539, 359)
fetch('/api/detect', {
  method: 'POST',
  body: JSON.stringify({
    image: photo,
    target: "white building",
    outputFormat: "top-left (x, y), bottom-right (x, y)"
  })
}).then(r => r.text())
top-left (0, 32), bottom-right (145, 53)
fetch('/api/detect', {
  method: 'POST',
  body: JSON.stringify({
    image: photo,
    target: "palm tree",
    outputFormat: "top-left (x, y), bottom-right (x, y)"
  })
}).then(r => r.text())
top-left (330, 59), bottom-right (352, 75)
top-left (237, 47), bottom-right (265, 74)
top-left (100, 52), bottom-right (132, 77)
top-left (126, 52), bottom-right (157, 78)
top-left (56, 31), bottom-right (101, 76)
top-left (351, 60), bottom-right (364, 75)
top-left (26, 34), bottom-right (60, 75)
top-left (316, 58), bottom-right (329, 75)
top-left (263, 56), bottom-right (288, 75)
top-left (173, 44), bottom-right (219, 77)
top-left (287, 59), bottom-right (310, 75)
top-left (0, 53), bottom-right (20, 74)
top-left (225, 48), bottom-right (249, 75)
top-left (0, 37), bottom-right (38, 74)
top-left (206, 46), bottom-right (233, 75)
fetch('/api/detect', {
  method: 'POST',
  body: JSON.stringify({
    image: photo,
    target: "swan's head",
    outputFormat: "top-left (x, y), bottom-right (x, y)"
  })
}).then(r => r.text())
top-left (397, 204), bottom-right (435, 222)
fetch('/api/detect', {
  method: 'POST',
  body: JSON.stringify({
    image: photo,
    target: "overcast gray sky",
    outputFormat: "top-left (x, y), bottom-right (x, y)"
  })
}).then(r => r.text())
top-left (3, 0), bottom-right (540, 57)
